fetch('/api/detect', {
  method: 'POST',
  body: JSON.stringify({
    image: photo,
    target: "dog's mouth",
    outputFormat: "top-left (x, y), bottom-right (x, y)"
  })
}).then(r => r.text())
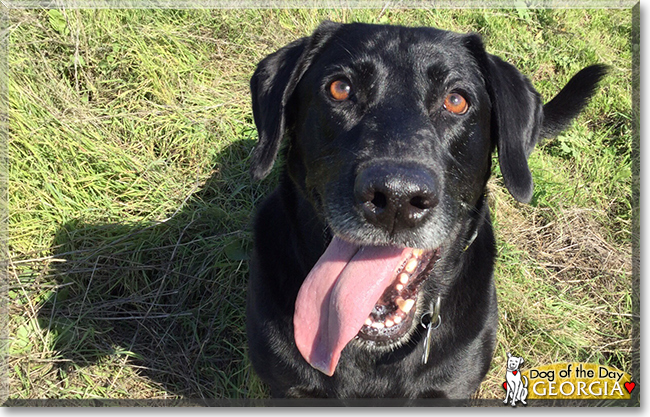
top-left (293, 236), bottom-right (440, 377)
top-left (357, 248), bottom-right (438, 342)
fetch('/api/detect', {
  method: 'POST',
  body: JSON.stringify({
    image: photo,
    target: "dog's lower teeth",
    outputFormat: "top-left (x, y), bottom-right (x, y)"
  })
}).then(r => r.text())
top-left (359, 248), bottom-right (439, 342)
top-left (404, 258), bottom-right (418, 273)
top-left (396, 297), bottom-right (415, 313)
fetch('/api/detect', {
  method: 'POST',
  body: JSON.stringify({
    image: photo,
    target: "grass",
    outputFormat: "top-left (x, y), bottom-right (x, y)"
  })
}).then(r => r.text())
top-left (3, 7), bottom-right (635, 403)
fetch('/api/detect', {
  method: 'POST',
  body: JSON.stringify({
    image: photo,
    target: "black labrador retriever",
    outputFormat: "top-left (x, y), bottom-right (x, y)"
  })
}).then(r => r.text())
top-left (245, 21), bottom-right (605, 399)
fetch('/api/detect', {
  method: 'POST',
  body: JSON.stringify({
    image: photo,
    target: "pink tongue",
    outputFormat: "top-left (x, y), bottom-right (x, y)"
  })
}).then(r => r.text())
top-left (293, 236), bottom-right (411, 376)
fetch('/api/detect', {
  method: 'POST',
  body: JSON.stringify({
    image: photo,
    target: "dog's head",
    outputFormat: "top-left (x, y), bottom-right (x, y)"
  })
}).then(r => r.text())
top-left (506, 352), bottom-right (525, 371)
top-left (250, 22), bottom-right (605, 376)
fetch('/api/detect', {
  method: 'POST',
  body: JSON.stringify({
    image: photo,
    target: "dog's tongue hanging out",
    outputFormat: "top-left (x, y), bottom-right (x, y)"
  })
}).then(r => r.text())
top-left (293, 236), bottom-right (412, 376)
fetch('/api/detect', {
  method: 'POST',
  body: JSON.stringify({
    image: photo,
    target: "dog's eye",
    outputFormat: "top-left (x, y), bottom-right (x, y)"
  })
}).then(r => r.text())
top-left (329, 79), bottom-right (351, 101)
top-left (443, 93), bottom-right (469, 115)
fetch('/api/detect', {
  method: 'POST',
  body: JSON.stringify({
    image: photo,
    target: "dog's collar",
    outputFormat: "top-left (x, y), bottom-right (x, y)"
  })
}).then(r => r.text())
top-left (463, 228), bottom-right (479, 252)
top-left (462, 194), bottom-right (487, 252)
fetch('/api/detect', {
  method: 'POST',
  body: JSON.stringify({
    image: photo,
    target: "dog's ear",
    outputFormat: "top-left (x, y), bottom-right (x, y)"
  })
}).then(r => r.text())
top-left (464, 34), bottom-right (606, 203)
top-left (249, 20), bottom-right (342, 181)
top-left (506, 352), bottom-right (512, 359)
top-left (464, 34), bottom-right (542, 203)
top-left (519, 357), bottom-right (524, 367)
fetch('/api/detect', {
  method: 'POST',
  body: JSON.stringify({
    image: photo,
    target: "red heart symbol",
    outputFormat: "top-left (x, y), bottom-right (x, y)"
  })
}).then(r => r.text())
top-left (624, 382), bottom-right (636, 393)
top-left (502, 382), bottom-right (507, 390)
top-left (513, 371), bottom-right (517, 375)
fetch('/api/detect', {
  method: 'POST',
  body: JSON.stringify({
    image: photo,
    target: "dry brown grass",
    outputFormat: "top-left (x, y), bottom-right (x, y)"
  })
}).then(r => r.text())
top-left (477, 180), bottom-right (633, 400)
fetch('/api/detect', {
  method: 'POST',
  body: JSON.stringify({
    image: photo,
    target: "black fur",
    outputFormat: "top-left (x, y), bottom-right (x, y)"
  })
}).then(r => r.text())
top-left (246, 22), bottom-right (605, 398)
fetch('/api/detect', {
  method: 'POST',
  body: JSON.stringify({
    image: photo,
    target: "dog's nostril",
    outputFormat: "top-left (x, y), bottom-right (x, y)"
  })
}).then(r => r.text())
top-left (371, 192), bottom-right (387, 210)
top-left (409, 195), bottom-right (429, 211)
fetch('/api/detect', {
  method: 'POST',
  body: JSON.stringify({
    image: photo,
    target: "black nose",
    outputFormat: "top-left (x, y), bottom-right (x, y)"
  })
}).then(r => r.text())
top-left (354, 163), bottom-right (439, 233)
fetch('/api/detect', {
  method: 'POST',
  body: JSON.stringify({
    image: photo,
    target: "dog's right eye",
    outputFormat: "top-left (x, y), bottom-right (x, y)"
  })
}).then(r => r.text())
top-left (329, 79), bottom-right (351, 101)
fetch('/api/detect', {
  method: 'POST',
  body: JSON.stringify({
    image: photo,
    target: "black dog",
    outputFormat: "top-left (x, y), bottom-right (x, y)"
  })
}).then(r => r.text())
top-left (246, 21), bottom-right (605, 399)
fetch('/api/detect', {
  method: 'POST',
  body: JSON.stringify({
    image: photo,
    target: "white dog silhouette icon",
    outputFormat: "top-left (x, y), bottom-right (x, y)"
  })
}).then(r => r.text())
top-left (504, 352), bottom-right (528, 406)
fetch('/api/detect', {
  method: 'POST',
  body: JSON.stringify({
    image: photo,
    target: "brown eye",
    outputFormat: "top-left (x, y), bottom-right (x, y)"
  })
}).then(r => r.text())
top-left (329, 79), bottom-right (351, 101)
top-left (443, 92), bottom-right (469, 115)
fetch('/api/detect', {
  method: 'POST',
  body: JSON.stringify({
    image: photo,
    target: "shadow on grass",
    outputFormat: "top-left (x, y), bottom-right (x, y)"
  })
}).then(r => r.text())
top-left (37, 137), bottom-right (273, 402)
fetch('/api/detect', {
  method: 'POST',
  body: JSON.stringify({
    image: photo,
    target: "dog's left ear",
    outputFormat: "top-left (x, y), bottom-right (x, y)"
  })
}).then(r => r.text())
top-left (464, 34), bottom-right (606, 203)
top-left (249, 21), bottom-right (342, 181)
top-left (519, 357), bottom-right (524, 367)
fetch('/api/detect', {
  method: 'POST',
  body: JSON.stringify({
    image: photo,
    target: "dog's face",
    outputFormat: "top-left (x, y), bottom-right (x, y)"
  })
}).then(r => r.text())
top-left (289, 25), bottom-right (493, 250)
top-left (507, 353), bottom-right (524, 371)
top-left (249, 21), bottom-right (604, 377)
top-left (252, 22), bottom-right (535, 377)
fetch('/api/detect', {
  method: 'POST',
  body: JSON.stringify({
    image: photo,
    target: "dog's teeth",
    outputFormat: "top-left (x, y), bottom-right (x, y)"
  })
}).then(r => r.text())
top-left (365, 318), bottom-right (372, 326)
top-left (405, 259), bottom-right (418, 273)
top-left (399, 273), bottom-right (409, 285)
top-left (403, 299), bottom-right (415, 313)
top-left (412, 249), bottom-right (423, 258)
top-left (385, 319), bottom-right (394, 328)
top-left (393, 315), bottom-right (402, 324)
top-left (396, 284), bottom-right (404, 291)
top-left (396, 297), bottom-right (415, 313)
top-left (371, 322), bottom-right (385, 329)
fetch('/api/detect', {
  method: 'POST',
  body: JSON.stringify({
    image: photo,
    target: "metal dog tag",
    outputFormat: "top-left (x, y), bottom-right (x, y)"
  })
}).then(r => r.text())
top-left (421, 295), bottom-right (441, 365)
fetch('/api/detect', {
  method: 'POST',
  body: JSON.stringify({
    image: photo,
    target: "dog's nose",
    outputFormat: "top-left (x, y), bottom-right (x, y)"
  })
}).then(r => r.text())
top-left (354, 163), bottom-right (439, 232)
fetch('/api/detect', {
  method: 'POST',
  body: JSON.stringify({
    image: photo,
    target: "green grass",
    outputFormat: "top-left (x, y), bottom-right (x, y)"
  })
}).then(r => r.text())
top-left (4, 7), bottom-right (634, 402)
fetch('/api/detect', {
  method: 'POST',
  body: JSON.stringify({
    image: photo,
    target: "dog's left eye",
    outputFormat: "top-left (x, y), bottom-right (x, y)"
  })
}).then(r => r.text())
top-left (329, 79), bottom-right (352, 101)
top-left (443, 93), bottom-right (469, 115)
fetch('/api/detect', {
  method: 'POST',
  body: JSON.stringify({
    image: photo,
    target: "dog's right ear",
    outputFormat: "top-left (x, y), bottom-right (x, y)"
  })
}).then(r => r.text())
top-left (464, 34), bottom-right (544, 204)
top-left (249, 21), bottom-right (342, 181)
top-left (464, 34), bottom-right (605, 204)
